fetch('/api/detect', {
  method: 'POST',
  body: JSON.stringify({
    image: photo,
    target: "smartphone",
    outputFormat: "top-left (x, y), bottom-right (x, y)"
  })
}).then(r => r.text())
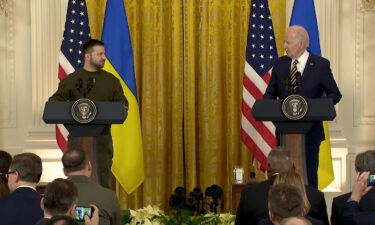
top-left (367, 174), bottom-right (375, 186)
top-left (74, 206), bottom-right (94, 221)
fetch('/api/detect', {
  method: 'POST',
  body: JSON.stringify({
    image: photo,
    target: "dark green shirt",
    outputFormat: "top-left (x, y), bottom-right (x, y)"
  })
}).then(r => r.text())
top-left (49, 68), bottom-right (128, 134)
top-left (49, 68), bottom-right (128, 106)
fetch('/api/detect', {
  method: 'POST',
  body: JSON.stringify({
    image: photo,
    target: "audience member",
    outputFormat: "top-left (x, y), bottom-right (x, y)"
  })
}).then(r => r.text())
top-left (0, 152), bottom-right (43, 225)
top-left (258, 184), bottom-right (323, 225)
top-left (274, 172), bottom-right (329, 225)
top-left (36, 178), bottom-right (99, 225)
top-left (341, 171), bottom-right (374, 225)
top-left (36, 178), bottom-right (78, 225)
top-left (0, 150), bottom-right (12, 197)
top-left (331, 150), bottom-right (375, 225)
top-left (62, 148), bottom-right (121, 225)
top-left (235, 148), bottom-right (294, 225)
top-left (281, 217), bottom-right (312, 225)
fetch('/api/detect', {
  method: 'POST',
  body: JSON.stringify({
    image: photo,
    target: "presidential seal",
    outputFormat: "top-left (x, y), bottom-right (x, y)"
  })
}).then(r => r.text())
top-left (71, 98), bottom-right (97, 123)
top-left (281, 94), bottom-right (308, 120)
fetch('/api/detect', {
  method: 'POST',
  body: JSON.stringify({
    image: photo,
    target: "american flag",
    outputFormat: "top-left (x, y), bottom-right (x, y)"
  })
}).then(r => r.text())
top-left (241, 0), bottom-right (277, 171)
top-left (56, 0), bottom-right (91, 151)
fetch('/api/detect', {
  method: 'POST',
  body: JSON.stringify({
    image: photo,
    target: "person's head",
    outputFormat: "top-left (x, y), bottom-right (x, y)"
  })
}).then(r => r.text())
top-left (267, 147), bottom-right (294, 176)
top-left (0, 150), bottom-right (12, 182)
top-left (0, 150), bottom-right (12, 197)
top-left (283, 25), bottom-right (309, 59)
top-left (280, 217), bottom-right (312, 225)
top-left (268, 184), bottom-right (305, 224)
top-left (47, 215), bottom-right (78, 225)
top-left (62, 149), bottom-right (91, 177)
top-left (355, 150), bottom-right (375, 174)
top-left (8, 153), bottom-right (42, 191)
top-left (273, 172), bottom-right (310, 213)
top-left (82, 39), bottom-right (106, 71)
top-left (42, 178), bottom-right (78, 218)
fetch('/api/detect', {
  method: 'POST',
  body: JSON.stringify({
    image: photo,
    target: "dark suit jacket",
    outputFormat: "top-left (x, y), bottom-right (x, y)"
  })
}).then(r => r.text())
top-left (258, 216), bottom-right (324, 225)
top-left (264, 53), bottom-right (342, 144)
top-left (341, 201), bottom-right (375, 225)
top-left (235, 176), bottom-right (329, 225)
top-left (0, 187), bottom-right (43, 225)
top-left (331, 190), bottom-right (375, 225)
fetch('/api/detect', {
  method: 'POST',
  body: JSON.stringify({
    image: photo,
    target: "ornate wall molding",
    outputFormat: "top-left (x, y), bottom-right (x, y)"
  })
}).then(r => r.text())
top-left (0, 0), bottom-right (15, 128)
top-left (360, 0), bottom-right (375, 11)
top-left (354, 0), bottom-right (375, 125)
top-left (30, 0), bottom-right (67, 132)
top-left (314, 0), bottom-right (341, 131)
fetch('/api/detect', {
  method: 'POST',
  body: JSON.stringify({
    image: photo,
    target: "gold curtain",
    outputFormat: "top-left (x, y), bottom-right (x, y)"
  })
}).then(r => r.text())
top-left (86, 0), bottom-right (285, 211)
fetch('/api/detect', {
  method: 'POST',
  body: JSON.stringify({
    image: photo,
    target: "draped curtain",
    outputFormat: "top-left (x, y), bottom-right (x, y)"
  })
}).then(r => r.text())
top-left (86, 0), bottom-right (285, 211)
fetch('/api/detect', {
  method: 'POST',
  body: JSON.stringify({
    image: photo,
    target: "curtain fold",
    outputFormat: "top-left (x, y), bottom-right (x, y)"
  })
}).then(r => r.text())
top-left (86, 0), bottom-right (285, 211)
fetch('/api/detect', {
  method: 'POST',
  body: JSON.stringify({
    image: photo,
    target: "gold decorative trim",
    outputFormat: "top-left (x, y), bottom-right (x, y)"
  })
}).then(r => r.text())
top-left (361, 0), bottom-right (375, 11)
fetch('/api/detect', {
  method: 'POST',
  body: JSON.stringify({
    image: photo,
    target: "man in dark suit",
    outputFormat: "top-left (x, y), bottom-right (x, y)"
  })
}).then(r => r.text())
top-left (331, 150), bottom-right (375, 225)
top-left (263, 25), bottom-right (342, 188)
top-left (341, 171), bottom-right (375, 225)
top-left (235, 148), bottom-right (329, 225)
top-left (0, 153), bottom-right (43, 225)
top-left (259, 184), bottom-right (323, 225)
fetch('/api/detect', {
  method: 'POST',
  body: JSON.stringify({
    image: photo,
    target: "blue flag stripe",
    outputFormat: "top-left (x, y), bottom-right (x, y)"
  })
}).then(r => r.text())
top-left (102, 0), bottom-right (137, 97)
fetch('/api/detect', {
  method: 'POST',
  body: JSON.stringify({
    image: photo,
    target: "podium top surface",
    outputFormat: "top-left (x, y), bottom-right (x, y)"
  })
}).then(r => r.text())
top-left (43, 101), bottom-right (127, 125)
top-left (252, 98), bottom-right (336, 122)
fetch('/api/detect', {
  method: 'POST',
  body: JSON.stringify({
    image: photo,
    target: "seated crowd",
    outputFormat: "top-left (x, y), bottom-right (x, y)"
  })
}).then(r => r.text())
top-left (0, 148), bottom-right (374, 225)
top-left (236, 148), bottom-right (375, 225)
top-left (0, 149), bottom-right (121, 225)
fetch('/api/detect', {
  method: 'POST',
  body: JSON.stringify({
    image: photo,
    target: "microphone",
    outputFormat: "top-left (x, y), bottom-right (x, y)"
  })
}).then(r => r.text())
top-left (75, 78), bottom-right (84, 97)
top-left (86, 77), bottom-right (95, 96)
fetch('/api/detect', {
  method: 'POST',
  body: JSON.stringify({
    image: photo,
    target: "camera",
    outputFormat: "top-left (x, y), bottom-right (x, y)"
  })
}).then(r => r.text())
top-left (74, 206), bottom-right (94, 222)
top-left (169, 186), bottom-right (186, 208)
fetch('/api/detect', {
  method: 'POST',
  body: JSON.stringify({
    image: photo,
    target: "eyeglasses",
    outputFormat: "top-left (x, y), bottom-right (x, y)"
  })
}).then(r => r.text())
top-left (0, 171), bottom-right (16, 179)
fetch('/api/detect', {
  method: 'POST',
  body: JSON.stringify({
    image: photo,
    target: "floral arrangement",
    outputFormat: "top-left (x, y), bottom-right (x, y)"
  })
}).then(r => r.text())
top-left (122, 205), bottom-right (235, 225)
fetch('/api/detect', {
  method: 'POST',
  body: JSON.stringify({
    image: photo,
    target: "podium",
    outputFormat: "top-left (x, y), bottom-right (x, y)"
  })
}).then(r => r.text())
top-left (252, 98), bottom-right (336, 184)
top-left (43, 101), bottom-right (127, 183)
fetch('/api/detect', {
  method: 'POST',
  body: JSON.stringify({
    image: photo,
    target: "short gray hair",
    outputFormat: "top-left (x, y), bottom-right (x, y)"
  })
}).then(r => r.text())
top-left (355, 150), bottom-right (375, 173)
top-left (10, 153), bottom-right (42, 183)
top-left (288, 25), bottom-right (310, 48)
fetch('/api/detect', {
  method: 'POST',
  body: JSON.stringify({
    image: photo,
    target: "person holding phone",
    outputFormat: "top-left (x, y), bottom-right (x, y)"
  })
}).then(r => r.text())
top-left (341, 171), bottom-right (375, 225)
top-left (331, 150), bottom-right (375, 225)
top-left (36, 178), bottom-right (99, 225)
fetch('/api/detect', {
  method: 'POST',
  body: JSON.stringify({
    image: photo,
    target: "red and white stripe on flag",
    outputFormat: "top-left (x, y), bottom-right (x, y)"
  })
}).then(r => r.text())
top-left (241, 0), bottom-right (277, 171)
top-left (56, 0), bottom-right (91, 151)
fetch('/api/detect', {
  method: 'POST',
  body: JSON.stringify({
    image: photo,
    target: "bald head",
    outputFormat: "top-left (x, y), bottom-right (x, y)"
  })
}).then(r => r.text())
top-left (267, 148), bottom-right (293, 176)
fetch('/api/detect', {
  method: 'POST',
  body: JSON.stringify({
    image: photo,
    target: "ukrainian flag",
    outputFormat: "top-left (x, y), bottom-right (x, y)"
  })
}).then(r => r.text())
top-left (102, 0), bottom-right (144, 193)
top-left (290, 0), bottom-right (334, 190)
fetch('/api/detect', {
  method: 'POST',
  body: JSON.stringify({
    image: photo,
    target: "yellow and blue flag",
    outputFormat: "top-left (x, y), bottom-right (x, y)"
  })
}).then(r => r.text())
top-left (290, 0), bottom-right (334, 190)
top-left (102, 0), bottom-right (144, 194)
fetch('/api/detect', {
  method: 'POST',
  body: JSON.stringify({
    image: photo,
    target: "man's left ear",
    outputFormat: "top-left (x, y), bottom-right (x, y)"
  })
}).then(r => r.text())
top-left (68, 204), bottom-right (77, 217)
top-left (14, 171), bottom-right (20, 183)
top-left (269, 210), bottom-right (275, 221)
top-left (301, 207), bottom-right (307, 216)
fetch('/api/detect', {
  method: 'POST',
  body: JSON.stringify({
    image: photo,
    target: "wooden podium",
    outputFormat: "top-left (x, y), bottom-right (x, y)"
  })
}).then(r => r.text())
top-left (252, 98), bottom-right (336, 184)
top-left (43, 101), bottom-right (127, 183)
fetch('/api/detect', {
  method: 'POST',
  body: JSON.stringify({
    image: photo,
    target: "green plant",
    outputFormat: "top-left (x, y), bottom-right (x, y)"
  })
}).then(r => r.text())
top-left (122, 205), bottom-right (235, 225)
